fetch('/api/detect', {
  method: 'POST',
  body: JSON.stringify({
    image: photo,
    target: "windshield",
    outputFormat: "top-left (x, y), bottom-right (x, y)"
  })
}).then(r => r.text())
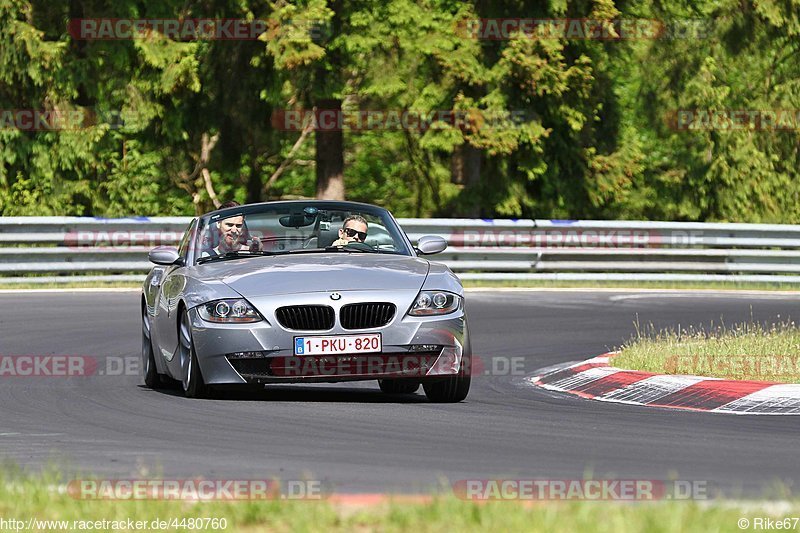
top-left (193, 203), bottom-right (412, 264)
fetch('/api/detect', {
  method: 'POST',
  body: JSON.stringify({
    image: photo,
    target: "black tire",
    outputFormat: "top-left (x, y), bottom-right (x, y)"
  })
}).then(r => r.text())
top-left (179, 310), bottom-right (209, 399)
top-left (142, 307), bottom-right (160, 389)
top-left (422, 353), bottom-right (471, 403)
top-left (378, 379), bottom-right (420, 394)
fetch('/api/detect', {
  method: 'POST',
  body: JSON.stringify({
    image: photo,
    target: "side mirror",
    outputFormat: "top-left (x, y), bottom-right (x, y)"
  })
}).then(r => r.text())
top-left (415, 235), bottom-right (447, 255)
top-left (148, 246), bottom-right (183, 266)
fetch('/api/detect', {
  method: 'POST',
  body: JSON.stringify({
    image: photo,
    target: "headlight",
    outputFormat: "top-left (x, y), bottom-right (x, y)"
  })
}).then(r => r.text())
top-left (197, 299), bottom-right (262, 323)
top-left (408, 291), bottom-right (461, 316)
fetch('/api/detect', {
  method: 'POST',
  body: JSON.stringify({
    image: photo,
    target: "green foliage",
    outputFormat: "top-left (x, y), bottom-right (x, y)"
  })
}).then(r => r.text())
top-left (1, 0), bottom-right (799, 221)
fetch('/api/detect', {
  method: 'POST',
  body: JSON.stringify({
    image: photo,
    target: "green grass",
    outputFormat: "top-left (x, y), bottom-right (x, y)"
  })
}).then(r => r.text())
top-left (615, 321), bottom-right (800, 383)
top-left (0, 281), bottom-right (141, 290)
top-left (3, 279), bottom-right (800, 292)
top-left (463, 279), bottom-right (800, 291)
top-left (2, 468), bottom-right (799, 532)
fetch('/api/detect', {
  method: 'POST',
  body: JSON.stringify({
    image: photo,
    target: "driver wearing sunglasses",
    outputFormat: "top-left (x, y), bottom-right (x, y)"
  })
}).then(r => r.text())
top-left (331, 215), bottom-right (369, 247)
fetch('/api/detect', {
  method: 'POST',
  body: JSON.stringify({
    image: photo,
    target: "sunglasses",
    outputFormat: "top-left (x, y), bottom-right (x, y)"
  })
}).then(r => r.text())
top-left (343, 227), bottom-right (368, 241)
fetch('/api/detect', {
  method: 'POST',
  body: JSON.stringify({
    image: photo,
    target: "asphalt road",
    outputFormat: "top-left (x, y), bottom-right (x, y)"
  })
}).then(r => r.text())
top-left (1, 289), bottom-right (798, 496)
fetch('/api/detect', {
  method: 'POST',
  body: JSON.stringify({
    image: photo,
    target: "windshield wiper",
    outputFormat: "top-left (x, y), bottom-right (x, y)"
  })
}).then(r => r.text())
top-left (197, 250), bottom-right (276, 264)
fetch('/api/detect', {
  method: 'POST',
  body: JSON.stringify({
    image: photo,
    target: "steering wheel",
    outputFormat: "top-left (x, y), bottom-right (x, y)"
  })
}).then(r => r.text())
top-left (343, 241), bottom-right (374, 251)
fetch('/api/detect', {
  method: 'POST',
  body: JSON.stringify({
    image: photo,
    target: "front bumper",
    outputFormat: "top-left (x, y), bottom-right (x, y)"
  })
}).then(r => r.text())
top-left (188, 290), bottom-right (467, 385)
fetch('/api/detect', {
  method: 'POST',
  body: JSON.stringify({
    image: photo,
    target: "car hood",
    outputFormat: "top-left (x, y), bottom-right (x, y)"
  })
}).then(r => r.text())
top-left (196, 253), bottom-right (430, 296)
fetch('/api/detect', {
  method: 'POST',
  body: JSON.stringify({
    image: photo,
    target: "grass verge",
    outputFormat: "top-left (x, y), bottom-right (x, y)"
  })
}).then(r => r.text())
top-left (615, 322), bottom-right (800, 383)
top-left (2, 469), bottom-right (799, 533)
top-left (0, 281), bottom-right (141, 290)
top-left (463, 279), bottom-right (800, 291)
top-left (3, 279), bottom-right (800, 292)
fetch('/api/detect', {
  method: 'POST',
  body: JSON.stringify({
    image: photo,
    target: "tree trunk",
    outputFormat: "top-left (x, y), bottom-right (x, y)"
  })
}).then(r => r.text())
top-left (451, 143), bottom-right (482, 216)
top-left (246, 163), bottom-right (262, 203)
top-left (315, 98), bottom-right (345, 200)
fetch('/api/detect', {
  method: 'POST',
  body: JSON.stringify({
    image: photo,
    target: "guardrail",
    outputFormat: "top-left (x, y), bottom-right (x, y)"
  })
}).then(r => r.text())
top-left (1, 217), bottom-right (799, 284)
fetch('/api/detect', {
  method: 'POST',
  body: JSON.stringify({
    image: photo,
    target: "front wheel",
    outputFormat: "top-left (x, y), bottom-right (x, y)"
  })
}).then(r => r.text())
top-left (142, 308), bottom-right (160, 389)
top-left (179, 310), bottom-right (209, 399)
top-left (422, 352), bottom-right (471, 403)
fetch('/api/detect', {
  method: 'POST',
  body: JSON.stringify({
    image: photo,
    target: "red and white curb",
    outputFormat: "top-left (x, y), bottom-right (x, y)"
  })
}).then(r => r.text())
top-left (530, 353), bottom-right (800, 415)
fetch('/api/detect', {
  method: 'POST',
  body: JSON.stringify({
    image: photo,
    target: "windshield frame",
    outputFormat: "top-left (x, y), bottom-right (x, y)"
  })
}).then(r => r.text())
top-left (190, 200), bottom-right (415, 266)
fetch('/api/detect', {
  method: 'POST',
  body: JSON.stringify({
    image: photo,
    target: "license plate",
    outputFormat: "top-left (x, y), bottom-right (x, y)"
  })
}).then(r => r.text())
top-left (294, 334), bottom-right (382, 356)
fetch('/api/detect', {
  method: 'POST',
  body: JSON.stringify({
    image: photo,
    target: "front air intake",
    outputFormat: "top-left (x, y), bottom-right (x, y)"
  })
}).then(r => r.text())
top-left (340, 303), bottom-right (396, 330)
top-left (276, 305), bottom-right (335, 330)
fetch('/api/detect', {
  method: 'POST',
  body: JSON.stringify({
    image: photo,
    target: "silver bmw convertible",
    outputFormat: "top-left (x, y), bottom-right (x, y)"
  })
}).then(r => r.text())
top-left (141, 200), bottom-right (471, 402)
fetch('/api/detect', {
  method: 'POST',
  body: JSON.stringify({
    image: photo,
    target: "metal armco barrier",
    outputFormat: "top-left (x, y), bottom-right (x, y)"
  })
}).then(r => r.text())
top-left (1, 217), bottom-right (799, 283)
